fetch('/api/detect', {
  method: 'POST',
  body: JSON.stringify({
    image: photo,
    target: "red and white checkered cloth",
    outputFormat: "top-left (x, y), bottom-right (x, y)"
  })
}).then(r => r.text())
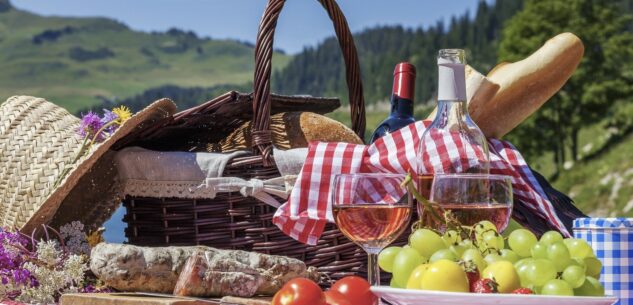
top-left (272, 120), bottom-right (569, 245)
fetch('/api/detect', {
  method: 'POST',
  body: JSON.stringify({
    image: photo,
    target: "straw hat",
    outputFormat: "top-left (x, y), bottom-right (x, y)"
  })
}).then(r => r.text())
top-left (0, 95), bottom-right (176, 233)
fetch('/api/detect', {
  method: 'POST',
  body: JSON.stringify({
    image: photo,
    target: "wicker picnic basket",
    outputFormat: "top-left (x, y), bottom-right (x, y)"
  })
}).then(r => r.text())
top-left (115, 0), bottom-right (410, 282)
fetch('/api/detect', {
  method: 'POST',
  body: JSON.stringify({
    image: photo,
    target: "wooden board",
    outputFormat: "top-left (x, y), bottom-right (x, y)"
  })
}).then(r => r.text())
top-left (60, 293), bottom-right (219, 305)
top-left (60, 293), bottom-right (271, 305)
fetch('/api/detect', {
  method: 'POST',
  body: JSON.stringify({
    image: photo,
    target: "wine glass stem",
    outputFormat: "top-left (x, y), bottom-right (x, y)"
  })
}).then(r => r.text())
top-left (368, 253), bottom-right (380, 286)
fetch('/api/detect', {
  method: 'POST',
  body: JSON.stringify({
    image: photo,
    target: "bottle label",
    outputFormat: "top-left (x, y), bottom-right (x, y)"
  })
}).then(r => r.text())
top-left (437, 59), bottom-right (466, 101)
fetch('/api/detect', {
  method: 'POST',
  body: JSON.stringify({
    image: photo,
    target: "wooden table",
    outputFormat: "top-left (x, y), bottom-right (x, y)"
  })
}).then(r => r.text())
top-left (60, 293), bottom-right (271, 305)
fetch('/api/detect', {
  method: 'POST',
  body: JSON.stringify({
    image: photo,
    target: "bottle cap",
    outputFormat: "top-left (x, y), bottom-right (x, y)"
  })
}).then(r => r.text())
top-left (393, 62), bottom-right (416, 100)
top-left (437, 50), bottom-right (466, 101)
top-left (394, 62), bottom-right (416, 76)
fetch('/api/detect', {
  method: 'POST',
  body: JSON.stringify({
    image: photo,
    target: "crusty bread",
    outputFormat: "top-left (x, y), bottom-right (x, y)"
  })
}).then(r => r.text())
top-left (426, 65), bottom-right (500, 123)
top-left (212, 112), bottom-right (363, 152)
top-left (475, 32), bottom-right (584, 138)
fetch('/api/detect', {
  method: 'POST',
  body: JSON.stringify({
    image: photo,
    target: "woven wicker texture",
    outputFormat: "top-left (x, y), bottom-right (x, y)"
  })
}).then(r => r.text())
top-left (0, 96), bottom-right (176, 233)
top-left (0, 96), bottom-right (82, 229)
top-left (121, 0), bottom-right (399, 283)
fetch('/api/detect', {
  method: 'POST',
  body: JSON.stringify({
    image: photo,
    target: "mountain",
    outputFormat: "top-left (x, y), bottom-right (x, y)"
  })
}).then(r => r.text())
top-left (272, 0), bottom-right (523, 105)
top-left (0, 1), bottom-right (289, 112)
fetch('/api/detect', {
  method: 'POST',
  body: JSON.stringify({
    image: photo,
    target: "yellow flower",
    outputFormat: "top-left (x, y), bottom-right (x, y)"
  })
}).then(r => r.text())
top-left (86, 228), bottom-right (105, 248)
top-left (112, 105), bottom-right (132, 124)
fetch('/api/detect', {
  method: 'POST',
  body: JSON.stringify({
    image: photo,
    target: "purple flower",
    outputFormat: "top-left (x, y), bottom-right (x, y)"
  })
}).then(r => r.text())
top-left (77, 111), bottom-right (105, 141)
top-left (101, 109), bottom-right (119, 134)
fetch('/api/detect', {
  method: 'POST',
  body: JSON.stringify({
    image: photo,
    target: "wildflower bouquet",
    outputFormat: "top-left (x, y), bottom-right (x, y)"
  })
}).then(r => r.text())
top-left (54, 106), bottom-right (132, 188)
top-left (0, 222), bottom-right (109, 304)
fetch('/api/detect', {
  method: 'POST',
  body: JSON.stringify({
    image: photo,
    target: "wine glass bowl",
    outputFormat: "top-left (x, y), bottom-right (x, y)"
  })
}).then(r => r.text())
top-left (331, 173), bottom-right (413, 286)
top-left (419, 174), bottom-right (513, 233)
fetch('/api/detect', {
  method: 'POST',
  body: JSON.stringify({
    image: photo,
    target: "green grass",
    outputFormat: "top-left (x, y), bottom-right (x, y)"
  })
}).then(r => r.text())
top-left (0, 5), bottom-right (290, 112)
top-left (536, 101), bottom-right (633, 217)
top-left (552, 131), bottom-right (633, 217)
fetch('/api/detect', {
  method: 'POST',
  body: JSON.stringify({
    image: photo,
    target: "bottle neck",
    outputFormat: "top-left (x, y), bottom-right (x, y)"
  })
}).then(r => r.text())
top-left (391, 63), bottom-right (415, 118)
top-left (390, 95), bottom-right (414, 117)
top-left (434, 99), bottom-right (470, 127)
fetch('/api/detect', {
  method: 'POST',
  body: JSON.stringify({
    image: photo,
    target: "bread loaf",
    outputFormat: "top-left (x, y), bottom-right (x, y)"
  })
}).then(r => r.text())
top-left (474, 32), bottom-right (584, 138)
top-left (212, 111), bottom-right (363, 152)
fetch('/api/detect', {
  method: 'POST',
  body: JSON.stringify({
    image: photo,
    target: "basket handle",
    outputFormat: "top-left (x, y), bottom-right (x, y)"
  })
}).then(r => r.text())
top-left (251, 0), bottom-right (366, 158)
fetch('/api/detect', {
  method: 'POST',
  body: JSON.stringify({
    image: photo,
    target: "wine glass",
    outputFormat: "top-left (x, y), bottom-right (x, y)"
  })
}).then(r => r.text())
top-left (419, 174), bottom-right (513, 233)
top-left (331, 173), bottom-right (413, 286)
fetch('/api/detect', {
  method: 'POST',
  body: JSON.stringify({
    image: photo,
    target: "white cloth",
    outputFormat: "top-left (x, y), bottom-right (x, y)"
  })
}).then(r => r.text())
top-left (115, 147), bottom-right (249, 180)
top-left (114, 147), bottom-right (307, 207)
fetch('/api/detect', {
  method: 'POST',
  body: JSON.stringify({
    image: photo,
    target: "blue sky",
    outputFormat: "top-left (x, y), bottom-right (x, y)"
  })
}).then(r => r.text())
top-left (12, 0), bottom-right (489, 54)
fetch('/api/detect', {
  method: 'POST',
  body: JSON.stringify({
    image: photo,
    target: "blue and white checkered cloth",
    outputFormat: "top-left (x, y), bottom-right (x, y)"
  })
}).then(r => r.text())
top-left (574, 218), bottom-right (633, 305)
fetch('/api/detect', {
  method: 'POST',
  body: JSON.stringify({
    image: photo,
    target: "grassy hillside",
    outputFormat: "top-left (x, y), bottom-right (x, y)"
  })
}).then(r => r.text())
top-left (553, 132), bottom-right (633, 218)
top-left (0, 0), bottom-right (289, 112)
top-left (549, 101), bottom-right (633, 218)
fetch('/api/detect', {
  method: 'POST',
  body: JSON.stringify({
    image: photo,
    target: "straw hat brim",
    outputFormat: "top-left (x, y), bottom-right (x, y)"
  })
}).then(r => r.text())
top-left (13, 97), bottom-right (176, 233)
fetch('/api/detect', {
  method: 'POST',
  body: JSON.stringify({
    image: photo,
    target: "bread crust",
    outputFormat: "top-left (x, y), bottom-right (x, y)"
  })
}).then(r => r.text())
top-left (476, 32), bottom-right (584, 138)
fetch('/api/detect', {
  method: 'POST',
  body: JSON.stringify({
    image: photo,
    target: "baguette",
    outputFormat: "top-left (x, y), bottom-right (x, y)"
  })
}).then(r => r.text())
top-left (474, 32), bottom-right (584, 138)
top-left (426, 65), bottom-right (500, 122)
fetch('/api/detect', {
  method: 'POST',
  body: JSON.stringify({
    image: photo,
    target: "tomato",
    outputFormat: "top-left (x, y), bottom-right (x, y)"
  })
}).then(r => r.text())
top-left (331, 276), bottom-right (378, 305)
top-left (271, 278), bottom-right (326, 305)
top-left (324, 290), bottom-right (352, 305)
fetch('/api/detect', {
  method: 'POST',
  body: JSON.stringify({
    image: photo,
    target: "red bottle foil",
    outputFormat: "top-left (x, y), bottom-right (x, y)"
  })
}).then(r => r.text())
top-left (393, 62), bottom-right (416, 100)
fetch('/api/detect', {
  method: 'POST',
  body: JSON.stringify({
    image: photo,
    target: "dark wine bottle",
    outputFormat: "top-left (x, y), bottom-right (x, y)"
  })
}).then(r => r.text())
top-left (369, 62), bottom-right (417, 143)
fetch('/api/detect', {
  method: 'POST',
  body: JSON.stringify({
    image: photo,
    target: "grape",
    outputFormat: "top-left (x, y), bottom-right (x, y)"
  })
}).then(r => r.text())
top-left (541, 279), bottom-right (574, 296)
top-left (584, 257), bottom-right (603, 279)
top-left (461, 248), bottom-right (486, 271)
top-left (442, 230), bottom-right (462, 247)
top-left (482, 261), bottom-right (521, 293)
top-left (547, 242), bottom-right (572, 272)
top-left (565, 238), bottom-right (594, 259)
top-left (392, 248), bottom-right (425, 287)
top-left (460, 239), bottom-right (474, 249)
top-left (540, 231), bottom-right (564, 246)
top-left (390, 277), bottom-right (403, 288)
top-left (514, 258), bottom-right (533, 287)
top-left (410, 229), bottom-right (446, 258)
top-left (475, 221), bottom-right (498, 248)
top-left (562, 265), bottom-right (586, 288)
top-left (508, 229), bottom-right (538, 257)
top-left (481, 231), bottom-right (505, 251)
top-left (571, 257), bottom-right (587, 270)
top-left (574, 276), bottom-right (604, 296)
top-left (475, 220), bottom-right (498, 234)
top-left (514, 258), bottom-right (533, 270)
top-left (524, 259), bottom-right (557, 286)
top-left (499, 249), bottom-right (519, 263)
top-left (449, 244), bottom-right (467, 257)
top-left (430, 249), bottom-right (458, 263)
top-left (484, 253), bottom-right (504, 265)
top-left (378, 246), bottom-right (402, 273)
top-left (530, 242), bottom-right (548, 259)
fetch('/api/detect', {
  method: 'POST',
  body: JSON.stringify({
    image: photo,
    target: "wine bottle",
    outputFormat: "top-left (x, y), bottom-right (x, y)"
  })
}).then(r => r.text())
top-left (369, 62), bottom-right (417, 143)
top-left (415, 49), bottom-right (490, 220)
top-left (417, 49), bottom-right (490, 176)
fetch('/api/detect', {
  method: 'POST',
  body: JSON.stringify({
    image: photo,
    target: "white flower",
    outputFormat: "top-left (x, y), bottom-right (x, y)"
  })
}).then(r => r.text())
top-left (59, 221), bottom-right (91, 256)
top-left (35, 240), bottom-right (60, 267)
top-left (15, 241), bottom-right (88, 304)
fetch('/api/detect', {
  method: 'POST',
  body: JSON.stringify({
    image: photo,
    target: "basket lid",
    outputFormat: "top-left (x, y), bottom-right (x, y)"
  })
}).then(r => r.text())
top-left (573, 217), bottom-right (633, 229)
